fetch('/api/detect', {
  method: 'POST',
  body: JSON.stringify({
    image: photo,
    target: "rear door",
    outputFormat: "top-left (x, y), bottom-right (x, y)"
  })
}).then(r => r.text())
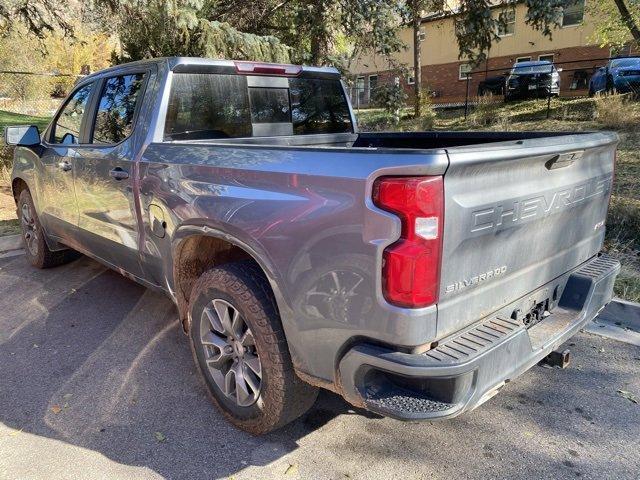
top-left (437, 133), bottom-right (617, 337)
top-left (74, 70), bottom-right (150, 280)
top-left (38, 81), bottom-right (96, 242)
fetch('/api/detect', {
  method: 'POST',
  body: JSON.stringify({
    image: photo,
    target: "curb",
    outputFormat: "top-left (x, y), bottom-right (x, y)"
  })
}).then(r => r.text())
top-left (0, 234), bottom-right (23, 253)
top-left (596, 298), bottom-right (640, 332)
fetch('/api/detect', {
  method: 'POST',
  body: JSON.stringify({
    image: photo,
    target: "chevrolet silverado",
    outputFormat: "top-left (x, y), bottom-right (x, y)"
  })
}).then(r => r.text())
top-left (6, 57), bottom-right (620, 434)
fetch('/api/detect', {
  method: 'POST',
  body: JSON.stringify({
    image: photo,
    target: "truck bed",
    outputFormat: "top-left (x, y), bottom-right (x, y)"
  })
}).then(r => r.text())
top-left (166, 130), bottom-right (590, 150)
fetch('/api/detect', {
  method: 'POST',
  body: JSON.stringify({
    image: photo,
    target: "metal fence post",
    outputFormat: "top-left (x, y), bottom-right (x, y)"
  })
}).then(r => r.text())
top-left (464, 74), bottom-right (471, 119)
top-left (546, 63), bottom-right (552, 119)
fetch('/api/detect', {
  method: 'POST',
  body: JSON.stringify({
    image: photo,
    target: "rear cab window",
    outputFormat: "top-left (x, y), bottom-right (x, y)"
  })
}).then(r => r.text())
top-left (164, 72), bottom-right (353, 141)
top-left (92, 73), bottom-right (147, 144)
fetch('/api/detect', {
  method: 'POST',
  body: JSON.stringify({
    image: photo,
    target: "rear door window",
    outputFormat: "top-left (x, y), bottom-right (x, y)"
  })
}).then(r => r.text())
top-left (164, 73), bottom-right (352, 140)
top-left (92, 73), bottom-right (146, 145)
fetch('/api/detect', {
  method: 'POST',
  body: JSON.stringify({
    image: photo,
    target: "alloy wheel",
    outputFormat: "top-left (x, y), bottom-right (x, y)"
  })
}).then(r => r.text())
top-left (200, 299), bottom-right (262, 407)
top-left (20, 202), bottom-right (38, 256)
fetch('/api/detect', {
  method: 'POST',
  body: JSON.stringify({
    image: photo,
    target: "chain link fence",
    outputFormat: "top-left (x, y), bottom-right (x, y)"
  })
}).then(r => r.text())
top-left (0, 70), bottom-right (83, 117)
top-left (0, 71), bottom-right (83, 168)
top-left (348, 55), bottom-right (640, 116)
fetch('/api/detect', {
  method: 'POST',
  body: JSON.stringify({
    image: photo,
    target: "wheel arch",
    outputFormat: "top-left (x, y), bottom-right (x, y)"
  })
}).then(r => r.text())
top-left (11, 176), bottom-right (29, 204)
top-left (170, 226), bottom-right (290, 335)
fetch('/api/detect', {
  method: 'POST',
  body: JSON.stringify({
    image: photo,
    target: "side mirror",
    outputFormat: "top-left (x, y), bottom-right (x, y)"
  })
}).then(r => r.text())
top-left (4, 125), bottom-right (41, 146)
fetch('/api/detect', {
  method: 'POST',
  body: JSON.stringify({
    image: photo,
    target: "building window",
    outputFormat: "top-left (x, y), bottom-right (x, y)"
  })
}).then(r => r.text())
top-left (459, 63), bottom-right (472, 80)
top-left (516, 56), bottom-right (531, 63)
top-left (497, 9), bottom-right (516, 37)
top-left (539, 54), bottom-right (555, 63)
top-left (355, 76), bottom-right (365, 105)
top-left (368, 75), bottom-right (378, 102)
top-left (610, 44), bottom-right (632, 57)
top-left (407, 76), bottom-right (415, 85)
top-left (561, 0), bottom-right (584, 27)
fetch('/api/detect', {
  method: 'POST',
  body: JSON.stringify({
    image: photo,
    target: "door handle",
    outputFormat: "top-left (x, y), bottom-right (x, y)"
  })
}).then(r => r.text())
top-left (109, 167), bottom-right (130, 181)
top-left (57, 161), bottom-right (72, 172)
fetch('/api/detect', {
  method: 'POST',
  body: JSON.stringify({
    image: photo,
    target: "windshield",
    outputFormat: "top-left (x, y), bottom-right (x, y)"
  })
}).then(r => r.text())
top-left (164, 73), bottom-right (353, 140)
top-left (610, 58), bottom-right (640, 69)
top-left (511, 63), bottom-right (555, 75)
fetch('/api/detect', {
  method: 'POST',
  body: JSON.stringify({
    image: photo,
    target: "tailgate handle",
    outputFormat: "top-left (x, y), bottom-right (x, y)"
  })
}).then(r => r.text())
top-left (545, 151), bottom-right (583, 170)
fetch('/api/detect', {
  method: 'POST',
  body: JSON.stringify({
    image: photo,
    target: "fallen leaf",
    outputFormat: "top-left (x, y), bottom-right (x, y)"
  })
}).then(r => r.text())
top-left (617, 390), bottom-right (638, 404)
top-left (9, 428), bottom-right (22, 436)
top-left (50, 405), bottom-right (62, 414)
top-left (62, 393), bottom-right (73, 400)
top-left (154, 431), bottom-right (166, 443)
top-left (284, 464), bottom-right (298, 475)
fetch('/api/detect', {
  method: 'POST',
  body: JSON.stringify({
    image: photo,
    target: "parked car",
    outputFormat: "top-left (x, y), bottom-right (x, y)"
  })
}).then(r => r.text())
top-left (6, 57), bottom-right (620, 434)
top-left (589, 56), bottom-right (640, 96)
top-left (477, 75), bottom-right (506, 96)
top-left (505, 60), bottom-right (561, 101)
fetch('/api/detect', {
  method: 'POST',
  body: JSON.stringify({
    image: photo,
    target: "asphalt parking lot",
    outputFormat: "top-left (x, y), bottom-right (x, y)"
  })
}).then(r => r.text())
top-left (0, 253), bottom-right (638, 480)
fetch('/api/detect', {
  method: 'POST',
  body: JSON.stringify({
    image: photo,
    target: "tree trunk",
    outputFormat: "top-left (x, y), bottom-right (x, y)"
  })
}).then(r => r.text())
top-left (613, 0), bottom-right (640, 43)
top-left (413, 1), bottom-right (422, 118)
top-left (309, 0), bottom-right (331, 65)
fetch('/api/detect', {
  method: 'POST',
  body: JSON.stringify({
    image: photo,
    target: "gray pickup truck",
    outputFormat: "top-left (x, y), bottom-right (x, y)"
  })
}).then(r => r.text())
top-left (6, 57), bottom-right (620, 434)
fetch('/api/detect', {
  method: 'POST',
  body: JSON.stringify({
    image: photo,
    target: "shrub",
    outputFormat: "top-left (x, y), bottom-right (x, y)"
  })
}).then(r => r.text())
top-left (470, 94), bottom-right (502, 127)
top-left (595, 94), bottom-right (639, 130)
top-left (417, 93), bottom-right (437, 130)
top-left (372, 81), bottom-right (407, 125)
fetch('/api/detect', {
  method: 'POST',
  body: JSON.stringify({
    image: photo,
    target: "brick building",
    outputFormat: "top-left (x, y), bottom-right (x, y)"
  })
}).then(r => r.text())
top-left (349, 0), bottom-right (636, 105)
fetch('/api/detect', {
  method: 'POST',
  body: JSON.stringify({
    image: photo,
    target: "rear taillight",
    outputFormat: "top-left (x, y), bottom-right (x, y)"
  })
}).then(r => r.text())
top-left (234, 61), bottom-right (302, 76)
top-left (373, 176), bottom-right (444, 308)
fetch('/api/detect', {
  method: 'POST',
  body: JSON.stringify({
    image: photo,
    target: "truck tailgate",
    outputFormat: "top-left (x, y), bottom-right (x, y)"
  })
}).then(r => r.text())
top-left (437, 132), bottom-right (618, 337)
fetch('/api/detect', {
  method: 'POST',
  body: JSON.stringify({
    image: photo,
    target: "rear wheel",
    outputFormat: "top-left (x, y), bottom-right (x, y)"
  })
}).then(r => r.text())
top-left (17, 189), bottom-right (78, 268)
top-left (189, 261), bottom-right (318, 434)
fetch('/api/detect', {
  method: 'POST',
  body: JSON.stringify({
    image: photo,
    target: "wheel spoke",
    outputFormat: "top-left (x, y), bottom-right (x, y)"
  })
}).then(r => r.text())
top-left (213, 299), bottom-right (233, 336)
top-left (204, 306), bottom-right (224, 334)
top-left (21, 204), bottom-right (31, 224)
top-left (224, 367), bottom-right (236, 396)
top-left (206, 352), bottom-right (232, 369)
top-left (240, 329), bottom-right (255, 347)
top-left (201, 330), bottom-right (227, 349)
top-left (345, 275), bottom-right (364, 296)
top-left (233, 362), bottom-right (252, 405)
top-left (243, 353), bottom-right (261, 378)
top-left (330, 271), bottom-right (342, 291)
top-left (242, 363), bottom-right (260, 393)
top-left (230, 308), bottom-right (244, 338)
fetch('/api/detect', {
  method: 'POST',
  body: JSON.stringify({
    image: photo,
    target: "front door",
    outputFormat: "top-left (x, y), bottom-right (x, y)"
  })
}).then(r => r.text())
top-left (74, 72), bottom-right (149, 280)
top-left (37, 82), bottom-right (95, 243)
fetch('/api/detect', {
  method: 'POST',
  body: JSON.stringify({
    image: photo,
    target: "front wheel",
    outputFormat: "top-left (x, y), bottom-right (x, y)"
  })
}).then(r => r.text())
top-left (189, 261), bottom-right (318, 434)
top-left (17, 189), bottom-right (78, 268)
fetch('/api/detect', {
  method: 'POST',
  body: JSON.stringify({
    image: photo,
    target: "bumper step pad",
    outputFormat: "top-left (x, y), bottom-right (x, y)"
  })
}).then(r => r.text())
top-left (365, 385), bottom-right (454, 415)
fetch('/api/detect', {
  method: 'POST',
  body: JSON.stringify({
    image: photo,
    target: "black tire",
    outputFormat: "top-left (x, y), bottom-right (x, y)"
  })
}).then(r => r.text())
top-left (189, 261), bottom-right (318, 434)
top-left (17, 189), bottom-right (78, 269)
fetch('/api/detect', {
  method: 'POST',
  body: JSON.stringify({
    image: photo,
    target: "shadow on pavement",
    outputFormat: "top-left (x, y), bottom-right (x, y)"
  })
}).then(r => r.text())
top-left (0, 254), bottom-right (638, 479)
top-left (0, 254), bottom-right (377, 479)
